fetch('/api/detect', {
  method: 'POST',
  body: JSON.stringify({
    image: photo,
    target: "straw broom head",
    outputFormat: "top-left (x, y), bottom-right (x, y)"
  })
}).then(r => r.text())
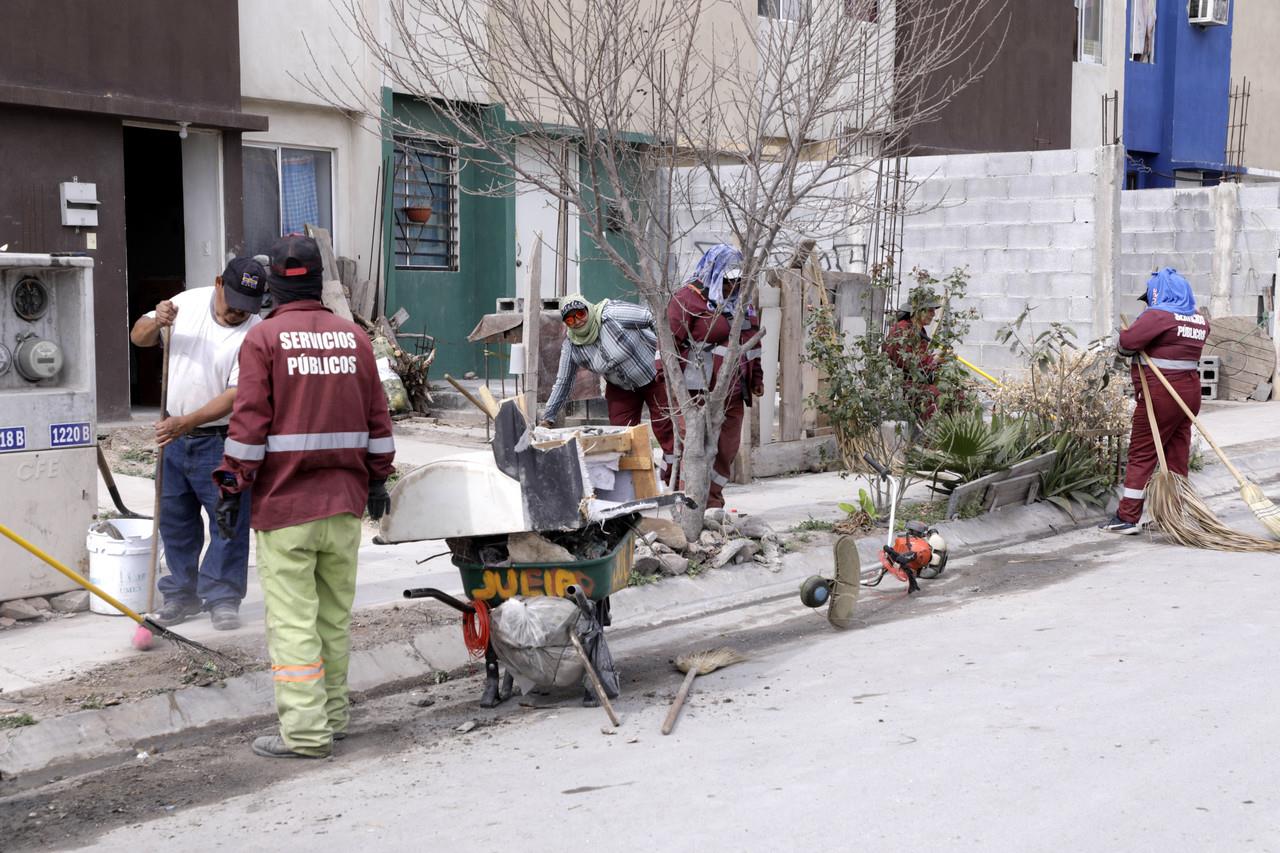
top-left (1240, 480), bottom-right (1280, 539)
top-left (676, 647), bottom-right (746, 675)
top-left (1147, 470), bottom-right (1280, 553)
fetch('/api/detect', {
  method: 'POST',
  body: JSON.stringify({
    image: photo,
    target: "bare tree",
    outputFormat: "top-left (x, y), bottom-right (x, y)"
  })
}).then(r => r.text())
top-left (311, 0), bottom-right (1003, 536)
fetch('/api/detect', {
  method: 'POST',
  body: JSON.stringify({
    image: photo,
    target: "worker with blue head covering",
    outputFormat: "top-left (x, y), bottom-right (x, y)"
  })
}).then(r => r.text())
top-left (1101, 268), bottom-right (1210, 535)
top-left (666, 243), bottom-right (765, 508)
top-left (1139, 267), bottom-right (1198, 315)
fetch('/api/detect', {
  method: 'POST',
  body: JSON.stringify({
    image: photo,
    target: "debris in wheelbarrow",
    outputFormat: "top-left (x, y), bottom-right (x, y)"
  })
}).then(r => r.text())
top-left (377, 398), bottom-right (693, 544)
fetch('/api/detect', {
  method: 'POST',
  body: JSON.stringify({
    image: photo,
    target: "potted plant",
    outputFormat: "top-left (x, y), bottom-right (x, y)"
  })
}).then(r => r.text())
top-left (403, 204), bottom-right (433, 223)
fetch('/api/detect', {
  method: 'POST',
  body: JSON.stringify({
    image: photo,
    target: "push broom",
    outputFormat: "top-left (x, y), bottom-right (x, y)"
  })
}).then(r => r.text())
top-left (0, 522), bottom-right (242, 666)
top-left (1139, 353), bottom-right (1280, 540)
top-left (1135, 370), bottom-right (1280, 553)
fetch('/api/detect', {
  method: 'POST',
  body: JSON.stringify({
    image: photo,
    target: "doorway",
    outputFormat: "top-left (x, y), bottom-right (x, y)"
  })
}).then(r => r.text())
top-left (124, 126), bottom-right (185, 408)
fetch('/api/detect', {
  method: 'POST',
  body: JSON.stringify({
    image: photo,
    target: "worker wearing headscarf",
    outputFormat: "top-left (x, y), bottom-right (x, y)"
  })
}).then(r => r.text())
top-left (884, 286), bottom-right (944, 421)
top-left (541, 294), bottom-right (676, 479)
top-left (666, 244), bottom-right (765, 508)
top-left (1101, 268), bottom-right (1209, 534)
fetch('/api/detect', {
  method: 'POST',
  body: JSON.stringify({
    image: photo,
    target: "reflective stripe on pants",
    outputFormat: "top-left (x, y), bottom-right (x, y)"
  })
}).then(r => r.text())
top-left (1117, 371), bottom-right (1200, 523)
top-left (256, 513), bottom-right (362, 755)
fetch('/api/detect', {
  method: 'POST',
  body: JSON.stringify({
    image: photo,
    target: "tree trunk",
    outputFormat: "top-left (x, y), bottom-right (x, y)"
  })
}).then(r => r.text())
top-left (676, 406), bottom-right (713, 541)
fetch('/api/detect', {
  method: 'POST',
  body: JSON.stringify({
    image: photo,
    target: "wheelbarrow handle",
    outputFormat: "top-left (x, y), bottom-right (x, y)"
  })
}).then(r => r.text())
top-left (403, 587), bottom-right (475, 615)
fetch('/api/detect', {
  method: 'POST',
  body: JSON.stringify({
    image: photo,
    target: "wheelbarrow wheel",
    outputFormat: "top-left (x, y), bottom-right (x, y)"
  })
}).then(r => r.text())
top-left (799, 575), bottom-right (832, 608)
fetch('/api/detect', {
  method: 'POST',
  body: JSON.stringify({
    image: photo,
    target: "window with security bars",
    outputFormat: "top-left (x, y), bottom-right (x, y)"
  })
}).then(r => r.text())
top-left (393, 137), bottom-right (459, 271)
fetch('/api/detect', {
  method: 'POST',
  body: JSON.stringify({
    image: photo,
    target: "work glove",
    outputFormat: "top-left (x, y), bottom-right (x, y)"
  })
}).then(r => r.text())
top-left (367, 479), bottom-right (391, 521)
top-left (214, 472), bottom-right (240, 540)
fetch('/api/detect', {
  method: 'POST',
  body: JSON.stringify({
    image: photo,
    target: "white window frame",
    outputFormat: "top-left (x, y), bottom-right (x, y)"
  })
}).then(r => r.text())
top-left (242, 142), bottom-right (339, 253)
top-left (1075, 0), bottom-right (1104, 65)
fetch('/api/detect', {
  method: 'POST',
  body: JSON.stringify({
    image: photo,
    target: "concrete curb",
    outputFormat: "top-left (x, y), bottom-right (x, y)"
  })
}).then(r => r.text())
top-left (3, 446), bottom-right (1276, 785)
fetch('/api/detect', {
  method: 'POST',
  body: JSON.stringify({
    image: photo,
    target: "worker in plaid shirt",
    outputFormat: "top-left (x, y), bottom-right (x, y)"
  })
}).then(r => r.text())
top-left (540, 295), bottom-right (677, 480)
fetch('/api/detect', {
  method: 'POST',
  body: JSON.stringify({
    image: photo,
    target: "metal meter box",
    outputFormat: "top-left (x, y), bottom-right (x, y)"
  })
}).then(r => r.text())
top-left (0, 254), bottom-right (97, 601)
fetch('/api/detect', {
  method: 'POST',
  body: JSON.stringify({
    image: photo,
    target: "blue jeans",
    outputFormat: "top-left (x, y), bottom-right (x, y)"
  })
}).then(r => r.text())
top-left (157, 433), bottom-right (251, 609)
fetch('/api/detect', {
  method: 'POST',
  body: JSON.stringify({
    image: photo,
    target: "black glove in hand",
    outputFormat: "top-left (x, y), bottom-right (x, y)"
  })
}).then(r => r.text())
top-left (367, 479), bottom-right (391, 521)
top-left (215, 492), bottom-right (240, 540)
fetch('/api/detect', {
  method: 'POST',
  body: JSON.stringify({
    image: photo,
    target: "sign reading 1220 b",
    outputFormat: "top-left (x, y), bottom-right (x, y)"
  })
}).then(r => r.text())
top-left (49, 422), bottom-right (91, 448)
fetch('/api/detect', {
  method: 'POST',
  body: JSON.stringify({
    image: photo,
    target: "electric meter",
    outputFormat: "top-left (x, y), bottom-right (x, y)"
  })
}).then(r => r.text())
top-left (0, 343), bottom-right (11, 376)
top-left (14, 335), bottom-right (63, 381)
top-left (13, 276), bottom-right (50, 321)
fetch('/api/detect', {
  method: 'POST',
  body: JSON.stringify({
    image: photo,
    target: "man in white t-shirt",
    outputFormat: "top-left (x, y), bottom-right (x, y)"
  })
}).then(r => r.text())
top-left (129, 258), bottom-right (266, 630)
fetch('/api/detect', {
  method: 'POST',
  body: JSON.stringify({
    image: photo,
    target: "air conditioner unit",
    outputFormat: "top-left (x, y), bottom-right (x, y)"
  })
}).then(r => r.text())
top-left (1188, 0), bottom-right (1229, 27)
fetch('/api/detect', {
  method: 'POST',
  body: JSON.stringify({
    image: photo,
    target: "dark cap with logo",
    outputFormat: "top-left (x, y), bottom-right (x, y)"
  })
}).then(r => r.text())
top-left (267, 234), bottom-right (325, 287)
top-left (220, 257), bottom-right (267, 313)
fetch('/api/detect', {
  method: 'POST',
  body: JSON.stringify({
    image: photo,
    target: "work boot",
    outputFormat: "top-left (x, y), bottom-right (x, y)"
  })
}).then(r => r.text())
top-left (151, 599), bottom-right (201, 627)
top-left (209, 602), bottom-right (241, 631)
top-left (251, 735), bottom-right (327, 759)
top-left (1099, 515), bottom-right (1141, 535)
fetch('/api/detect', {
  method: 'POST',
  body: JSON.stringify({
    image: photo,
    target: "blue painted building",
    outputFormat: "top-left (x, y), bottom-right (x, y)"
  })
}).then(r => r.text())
top-left (1124, 0), bottom-right (1234, 188)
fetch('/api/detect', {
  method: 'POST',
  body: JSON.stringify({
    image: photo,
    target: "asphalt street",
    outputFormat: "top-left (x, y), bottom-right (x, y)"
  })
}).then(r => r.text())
top-left (9, 494), bottom-right (1276, 853)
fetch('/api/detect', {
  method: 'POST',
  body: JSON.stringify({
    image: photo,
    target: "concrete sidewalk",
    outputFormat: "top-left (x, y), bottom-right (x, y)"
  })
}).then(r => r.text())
top-left (2, 401), bottom-right (1275, 695)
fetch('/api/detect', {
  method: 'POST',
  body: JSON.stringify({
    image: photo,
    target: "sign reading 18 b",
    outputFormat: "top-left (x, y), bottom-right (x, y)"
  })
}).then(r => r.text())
top-left (0, 426), bottom-right (26, 453)
top-left (49, 422), bottom-right (91, 448)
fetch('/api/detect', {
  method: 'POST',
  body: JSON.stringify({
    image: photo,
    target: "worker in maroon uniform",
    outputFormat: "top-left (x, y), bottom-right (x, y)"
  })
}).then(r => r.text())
top-left (667, 244), bottom-right (764, 508)
top-left (539, 295), bottom-right (677, 481)
top-left (884, 288), bottom-right (944, 422)
top-left (215, 235), bottom-right (396, 758)
top-left (1101, 268), bottom-right (1209, 534)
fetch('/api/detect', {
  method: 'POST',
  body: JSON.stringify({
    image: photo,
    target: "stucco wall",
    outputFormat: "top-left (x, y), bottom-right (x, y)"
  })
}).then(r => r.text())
top-left (1229, 2), bottom-right (1280, 173)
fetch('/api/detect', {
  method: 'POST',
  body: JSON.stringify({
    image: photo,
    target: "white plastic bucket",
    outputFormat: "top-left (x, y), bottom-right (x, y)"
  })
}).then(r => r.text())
top-left (86, 518), bottom-right (160, 616)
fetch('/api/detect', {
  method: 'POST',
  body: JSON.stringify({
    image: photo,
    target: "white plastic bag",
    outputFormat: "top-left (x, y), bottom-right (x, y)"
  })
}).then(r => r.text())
top-left (488, 596), bottom-right (584, 692)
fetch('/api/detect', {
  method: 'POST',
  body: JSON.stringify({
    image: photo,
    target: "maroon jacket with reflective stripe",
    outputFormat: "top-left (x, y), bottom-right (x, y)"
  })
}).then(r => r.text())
top-left (1118, 308), bottom-right (1209, 385)
top-left (666, 283), bottom-right (764, 392)
top-left (216, 301), bottom-right (395, 531)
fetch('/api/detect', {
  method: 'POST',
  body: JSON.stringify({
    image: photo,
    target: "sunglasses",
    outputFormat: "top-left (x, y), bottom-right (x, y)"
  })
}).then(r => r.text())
top-left (563, 307), bottom-right (589, 325)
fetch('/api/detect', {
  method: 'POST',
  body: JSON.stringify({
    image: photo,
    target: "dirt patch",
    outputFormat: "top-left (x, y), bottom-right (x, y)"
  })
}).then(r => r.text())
top-left (1, 600), bottom-right (460, 723)
top-left (348, 599), bottom-right (459, 645)
top-left (98, 425), bottom-right (158, 479)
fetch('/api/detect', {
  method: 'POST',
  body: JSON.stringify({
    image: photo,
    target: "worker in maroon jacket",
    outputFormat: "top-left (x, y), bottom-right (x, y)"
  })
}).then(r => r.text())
top-left (1101, 268), bottom-right (1209, 534)
top-left (884, 289), bottom-right (944, 422)
top-left (215, 235), bottom-right (396, 759)
top-left (667, 244), bottom-right (764, 508)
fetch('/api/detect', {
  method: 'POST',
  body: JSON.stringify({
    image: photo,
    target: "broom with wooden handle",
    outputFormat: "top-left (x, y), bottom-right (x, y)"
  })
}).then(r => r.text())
top-left (1139, 352), bottom-right (1280, 539)
top-left (661, 647), bottom-right (745, 735)
top-left (1136, 369), bottom-right (1280, 552)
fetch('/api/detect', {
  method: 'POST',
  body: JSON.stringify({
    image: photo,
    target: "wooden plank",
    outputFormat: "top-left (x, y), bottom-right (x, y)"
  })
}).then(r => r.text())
top-left (983, 472), bottom-right (1042, 512)
top-left (1003, 450), bottom-right (1058, 479)
top-left (945, 470), bottom-right (1009, 519)
top-left (303, 224), bottom-right (353, 321)
top-left (757, 274), bottom-right (781, 444)
top-left (351, 279), bottom-right (376, 320)
top-left (578, 432), bottom-right (633, 454)
top-left (337, 257), bottom-right (357, 291)
top-left (778, 270), bottom-right (804, 441)
top-left (523, 240), bottom-right (543, 418)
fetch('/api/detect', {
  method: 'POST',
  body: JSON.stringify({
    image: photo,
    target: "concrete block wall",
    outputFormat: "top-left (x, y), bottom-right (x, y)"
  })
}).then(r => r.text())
top-left (1120, 183), bottom-right (1280, 321)
top-left (901, 148), bottom-right (1107, 374)
top-left (1119, 188), bottom-right (1214, 317)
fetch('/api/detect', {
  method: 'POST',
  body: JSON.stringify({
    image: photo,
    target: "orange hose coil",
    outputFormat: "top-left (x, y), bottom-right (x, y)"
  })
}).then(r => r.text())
top-left (462, 599), bottom-right (490, 659)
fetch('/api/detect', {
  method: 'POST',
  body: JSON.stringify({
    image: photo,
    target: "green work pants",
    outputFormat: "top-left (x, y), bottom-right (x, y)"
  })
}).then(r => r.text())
top-left (256, 513), bottom-right (362, 756)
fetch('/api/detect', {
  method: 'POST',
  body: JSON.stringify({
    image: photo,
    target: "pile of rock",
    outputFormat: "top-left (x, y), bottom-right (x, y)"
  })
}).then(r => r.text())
top-left (0, 591), bottom-right (89, 629)
top-left (632, 509), bottom-right (782, 581)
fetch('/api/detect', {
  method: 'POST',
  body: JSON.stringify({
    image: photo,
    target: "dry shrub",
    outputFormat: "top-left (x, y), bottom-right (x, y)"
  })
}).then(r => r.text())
top-left (990, 350), bottom-right (1133, 443)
